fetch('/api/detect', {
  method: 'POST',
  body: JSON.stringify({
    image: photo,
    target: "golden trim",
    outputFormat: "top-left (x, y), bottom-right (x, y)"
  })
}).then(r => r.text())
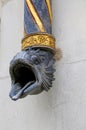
top-left (26, 0), bottom-right (45, 32)
top-left (45, 0), bottom-right (52, 23)
top-left (22, 33), bottom-right (55, 50)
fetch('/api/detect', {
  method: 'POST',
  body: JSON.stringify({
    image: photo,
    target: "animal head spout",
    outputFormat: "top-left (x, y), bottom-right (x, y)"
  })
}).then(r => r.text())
top-left (9, 48), bottom-right (55, 100)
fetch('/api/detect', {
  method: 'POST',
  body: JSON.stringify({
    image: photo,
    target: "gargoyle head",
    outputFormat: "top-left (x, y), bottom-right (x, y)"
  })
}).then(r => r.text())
top-left (9, 47), bottom-right (55, 100)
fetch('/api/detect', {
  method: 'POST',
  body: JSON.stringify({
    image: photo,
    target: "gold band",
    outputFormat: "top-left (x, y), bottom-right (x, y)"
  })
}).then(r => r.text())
top-left (45, 0), bottom-right (52, 24)
top-left (22, 33), bottom-right (55, 50)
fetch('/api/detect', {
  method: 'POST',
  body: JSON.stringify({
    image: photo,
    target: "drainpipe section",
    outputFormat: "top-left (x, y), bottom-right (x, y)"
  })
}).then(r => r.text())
top-left (9, 0), bottom-right (57, 101)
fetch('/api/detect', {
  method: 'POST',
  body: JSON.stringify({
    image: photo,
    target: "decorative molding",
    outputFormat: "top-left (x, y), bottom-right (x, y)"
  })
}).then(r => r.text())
top-left (22, 33), bottom-right (55, 50)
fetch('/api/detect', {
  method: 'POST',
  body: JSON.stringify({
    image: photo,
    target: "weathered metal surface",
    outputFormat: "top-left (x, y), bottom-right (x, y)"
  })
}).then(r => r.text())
top-left (9, 0), bottom-right (56, 100)
top-left (9, 48), bottom-right (55, 100)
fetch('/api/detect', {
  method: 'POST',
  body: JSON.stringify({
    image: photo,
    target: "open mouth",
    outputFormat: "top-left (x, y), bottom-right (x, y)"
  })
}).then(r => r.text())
top-left (14, 63), bottom-right (36, 88)
top-left (10, 63), bottom-right (36, 100)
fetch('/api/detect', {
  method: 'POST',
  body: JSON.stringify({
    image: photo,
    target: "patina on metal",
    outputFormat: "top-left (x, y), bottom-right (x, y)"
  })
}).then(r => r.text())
top-left (9, 0), bottom-right (57, 100)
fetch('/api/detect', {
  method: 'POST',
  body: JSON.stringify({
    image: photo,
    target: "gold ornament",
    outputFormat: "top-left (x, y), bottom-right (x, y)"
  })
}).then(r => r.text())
top-left (22, 33), bottom-right (55, 50)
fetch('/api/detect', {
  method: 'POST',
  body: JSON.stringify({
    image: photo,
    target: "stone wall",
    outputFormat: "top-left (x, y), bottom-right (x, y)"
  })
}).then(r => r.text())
top-left (0, 0), bottom-right (86, 130)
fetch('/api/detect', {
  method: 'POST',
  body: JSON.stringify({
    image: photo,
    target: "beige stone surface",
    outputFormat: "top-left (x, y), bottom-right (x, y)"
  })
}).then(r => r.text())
top-left (0, 77), bottom-right (56, 130)
top-left (1, 0), bottom-right (10, 5)
top-left (0, 0), bottom-right (23, 77)
top-left (53, 0), bottom-right (86, 63)
top-left (0, 0), bottom-right (86, 130)
top-left (0, 0), bottom-right (1, 31)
